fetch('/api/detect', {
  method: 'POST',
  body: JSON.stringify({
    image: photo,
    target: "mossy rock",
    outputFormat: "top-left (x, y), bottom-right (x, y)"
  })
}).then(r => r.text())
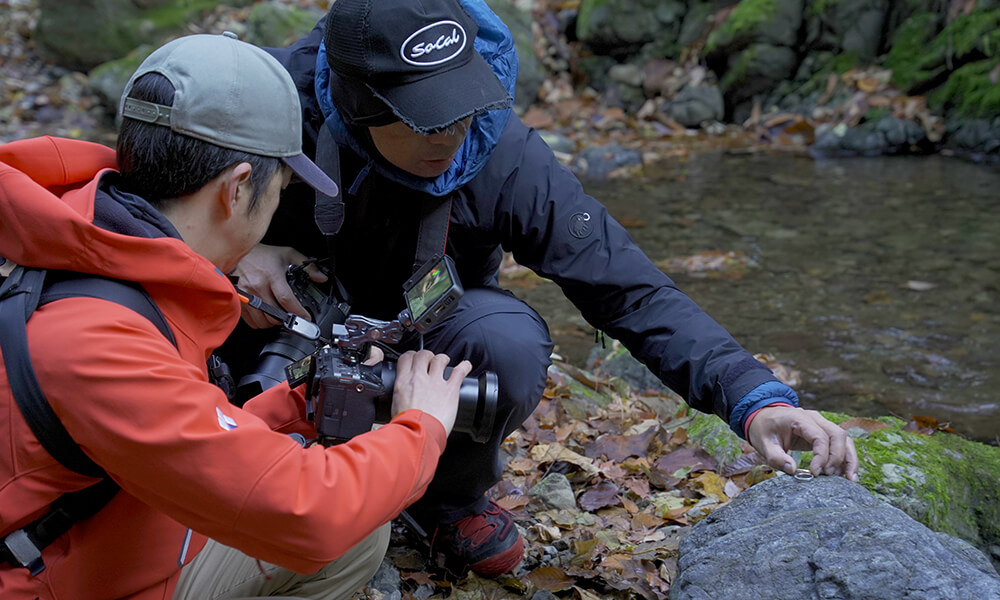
top-left (803, 0), bottom-right (890, 62)
top-left (824, 412), bottom-right (1000, 566)
top-left (687, 411), bottom-right (744, 469)
top-left (930, 59), bottom-right (1000, 118)
top-left (88, 45), bottom-right (157, 113)
top-left (576, 0), bottom-right (686, 55)
top-left (706, 0), bottom-right (803, 53)
top-left (719, 43), bottom-right (799, 105)
top-left (245, 2), bottom-right (322, 48)
top-left (678, 408), bottom-right (1000, 566)
top-left (35, 0), bottom-right (253, 71)
top-left (886, 7), bottom-right (1000, 97)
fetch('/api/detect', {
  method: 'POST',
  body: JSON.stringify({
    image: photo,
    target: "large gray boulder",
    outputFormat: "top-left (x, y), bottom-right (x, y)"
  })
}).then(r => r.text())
top-left (671, 475), bottom-right (1000, 600)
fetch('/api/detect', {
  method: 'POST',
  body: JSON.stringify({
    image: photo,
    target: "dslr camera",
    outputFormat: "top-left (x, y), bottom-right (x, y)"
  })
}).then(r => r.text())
top-left (238, 255), bottom-right (498, 447)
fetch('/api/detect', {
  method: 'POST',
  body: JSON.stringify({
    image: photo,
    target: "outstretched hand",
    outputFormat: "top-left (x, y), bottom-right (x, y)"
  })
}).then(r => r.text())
top-left (746, 406), bottom-right (859, 481)
top-left (231, 244), bottom-right (328, 328)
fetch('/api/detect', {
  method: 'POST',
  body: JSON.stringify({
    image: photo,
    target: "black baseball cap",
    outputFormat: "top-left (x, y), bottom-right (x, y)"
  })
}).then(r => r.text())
top-left (324, 0), bottom-right (512, 134)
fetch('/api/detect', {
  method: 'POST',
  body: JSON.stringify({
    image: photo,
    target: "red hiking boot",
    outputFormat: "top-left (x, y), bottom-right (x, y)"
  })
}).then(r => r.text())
top-left (431, 500), bottom-right (524, 578)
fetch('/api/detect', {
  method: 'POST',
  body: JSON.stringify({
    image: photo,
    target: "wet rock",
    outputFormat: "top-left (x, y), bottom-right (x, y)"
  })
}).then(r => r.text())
top-left (576, 0), bottom-right (686, 54)
top-left (805, 0), bottom-right (890, 62)
top-left (609, 63), bottom-right (643, 88)
top-left (811, 118), bottom-right (930, 158)
top-left (569, 143), bottom-right (642, 180)
top-left (665, 85), bottom-right (724, 127)
top-left (528, 472), bottom-right (577, 510)
top-left (945, 118), bottom-right (1000, 157)
top-left (576, 54), bottom-right (619, 91)
top-left (368, 558), bottom-right (403, 600)
top-left (671, 475), bottom-right (1000, 600)
top-left (719, 43), bottom-right (799, 108)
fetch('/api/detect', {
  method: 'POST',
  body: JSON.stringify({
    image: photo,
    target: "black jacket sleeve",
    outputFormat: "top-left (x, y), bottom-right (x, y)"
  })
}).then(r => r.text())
top-left (464, 117), bottom-right (777, 420)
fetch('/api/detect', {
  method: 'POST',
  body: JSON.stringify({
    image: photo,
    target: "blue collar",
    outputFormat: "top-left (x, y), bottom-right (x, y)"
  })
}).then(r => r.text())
top-left (314, 0), bottom-right (517, 197)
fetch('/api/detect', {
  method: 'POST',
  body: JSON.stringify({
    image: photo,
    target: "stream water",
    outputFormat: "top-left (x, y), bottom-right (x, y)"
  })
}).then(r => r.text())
top-left (507, 152), bottom-right (1000, 442)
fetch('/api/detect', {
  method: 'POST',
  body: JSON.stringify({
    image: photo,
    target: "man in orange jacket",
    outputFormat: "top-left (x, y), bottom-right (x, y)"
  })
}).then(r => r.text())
top-left (0, 33), bottom-right (470, 600)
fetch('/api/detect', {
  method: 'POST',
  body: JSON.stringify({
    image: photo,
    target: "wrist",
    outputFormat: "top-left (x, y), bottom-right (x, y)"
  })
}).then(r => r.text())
top-left (743, 402), bottom-right (795, 439)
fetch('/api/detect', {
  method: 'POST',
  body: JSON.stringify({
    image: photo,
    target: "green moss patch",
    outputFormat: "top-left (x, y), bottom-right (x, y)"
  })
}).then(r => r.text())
top-left (707, 0), bottom-right (778, 52)
top-left (930, 59), bottom-right (1000, 117)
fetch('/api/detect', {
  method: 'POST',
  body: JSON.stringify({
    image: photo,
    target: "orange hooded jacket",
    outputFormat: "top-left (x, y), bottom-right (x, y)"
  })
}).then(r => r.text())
top-left (0, 137), bottom-right (447, 599)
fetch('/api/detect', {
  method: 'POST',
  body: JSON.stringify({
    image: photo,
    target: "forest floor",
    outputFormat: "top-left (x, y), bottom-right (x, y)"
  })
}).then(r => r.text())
top-left (0, 2), bottom-right (938, 599)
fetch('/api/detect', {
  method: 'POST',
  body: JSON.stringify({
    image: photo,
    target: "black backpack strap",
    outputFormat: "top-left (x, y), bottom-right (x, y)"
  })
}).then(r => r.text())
top-left (0, 270), bottom-right (175, 476)
top-left (0, 479), bottom-right (119, 575)
top-left (0, 268), bottom-right (176, 575)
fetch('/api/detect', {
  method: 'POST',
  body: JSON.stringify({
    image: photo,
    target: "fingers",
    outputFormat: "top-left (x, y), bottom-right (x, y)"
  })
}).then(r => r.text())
top-left (362, 345), bottom-right (385, 367)
top-left (303, 261), bottom-right (329, 283)
top-left (448, 359), bottom-right (473, 382)
top-left (747, 405), bottom-right (858, 482)
top-left (844, 436), bottom-right (859, 482)
top-left (271, 281), bottom-right (310, 319)
top-left (761, 442), bottom-right (798, 476)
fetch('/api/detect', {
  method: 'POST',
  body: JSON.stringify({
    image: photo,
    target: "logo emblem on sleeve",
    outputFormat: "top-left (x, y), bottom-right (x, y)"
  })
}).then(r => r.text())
top-left (401, 20), bottom-right (467, 66)
top-left (569, 212), bottom-right (594, 239)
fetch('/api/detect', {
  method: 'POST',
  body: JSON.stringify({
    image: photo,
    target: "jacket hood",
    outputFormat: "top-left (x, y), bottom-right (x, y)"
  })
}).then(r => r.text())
top-left (0, 136), bottom-right (239, 340)
top-left (314, 0), bottom-right (517, 197)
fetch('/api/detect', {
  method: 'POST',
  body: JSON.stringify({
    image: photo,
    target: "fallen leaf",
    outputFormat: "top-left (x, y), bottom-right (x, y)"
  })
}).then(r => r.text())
top-left (531, 443), bottom-right (600, 476)
top-left (745, 464), bottom-right (777, 486)
top-left (839, 417), bottom-right (891, 434)
top-left (692, 471), bottom-right (730, 503)
top-left (579, 481), bottom-right (621, 511)
top-left (507, 457), bottom-right (539, 474)
top-left (584, 427), bottom-right (657, 461)
top-left (523, 106), bottom-right (555, 129)
top-left (528, 566), bottom-right (575, 591)
top-left (653, 447), bottom-right (717, 477)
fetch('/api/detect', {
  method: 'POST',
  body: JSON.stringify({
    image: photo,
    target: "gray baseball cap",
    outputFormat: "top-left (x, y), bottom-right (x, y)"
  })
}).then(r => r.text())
top-left (120, 32), bottom-right (337, 197)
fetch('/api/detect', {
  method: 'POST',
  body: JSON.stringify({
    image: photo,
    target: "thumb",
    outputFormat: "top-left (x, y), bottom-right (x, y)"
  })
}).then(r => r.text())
top-left (761, 441), bottom-right (797, 475)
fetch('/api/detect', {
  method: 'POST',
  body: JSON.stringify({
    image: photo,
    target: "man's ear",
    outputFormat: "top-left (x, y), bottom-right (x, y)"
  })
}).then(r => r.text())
top-left (219, 162), bottom-right (253, 218)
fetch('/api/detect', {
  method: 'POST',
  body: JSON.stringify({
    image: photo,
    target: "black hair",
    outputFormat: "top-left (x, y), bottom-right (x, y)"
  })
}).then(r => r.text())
top-left (116, 73), bottom-right (280, 212)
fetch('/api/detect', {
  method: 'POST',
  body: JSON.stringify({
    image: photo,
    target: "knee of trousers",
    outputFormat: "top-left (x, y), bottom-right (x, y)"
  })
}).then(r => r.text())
top-left (422, 288), bottom-right (554, 430)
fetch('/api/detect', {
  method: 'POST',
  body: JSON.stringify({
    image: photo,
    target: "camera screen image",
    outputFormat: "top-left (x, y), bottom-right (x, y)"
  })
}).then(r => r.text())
top-left (406, 263), bottom-right (453, 323)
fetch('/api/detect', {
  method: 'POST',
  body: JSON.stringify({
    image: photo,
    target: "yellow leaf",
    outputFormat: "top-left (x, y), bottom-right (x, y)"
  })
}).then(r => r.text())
top-left (693, 471), bottom-right (730, 502)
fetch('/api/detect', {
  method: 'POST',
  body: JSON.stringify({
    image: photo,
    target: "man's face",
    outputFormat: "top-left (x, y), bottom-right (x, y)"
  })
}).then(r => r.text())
top-left (223, 165), bottom-right (291, 273)
top-left (368, 118), bottom-right (473, 178)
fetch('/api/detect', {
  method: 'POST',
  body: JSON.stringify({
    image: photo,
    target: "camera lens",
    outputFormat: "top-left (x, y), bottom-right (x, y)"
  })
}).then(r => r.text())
top-left (367, 362), bottom-right (498, 443)
top-left (454, 371), bottom-right (497, 442)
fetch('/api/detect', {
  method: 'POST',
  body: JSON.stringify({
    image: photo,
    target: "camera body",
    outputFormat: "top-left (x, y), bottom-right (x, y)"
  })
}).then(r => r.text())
top-left (307, 345), bottom-right (497, 445)
top-left (239, 255), bottom-right (498, 446)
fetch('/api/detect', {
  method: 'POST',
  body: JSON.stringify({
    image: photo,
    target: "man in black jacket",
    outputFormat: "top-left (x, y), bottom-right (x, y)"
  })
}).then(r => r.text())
top-left (223, 0), bottom-right (858, 578)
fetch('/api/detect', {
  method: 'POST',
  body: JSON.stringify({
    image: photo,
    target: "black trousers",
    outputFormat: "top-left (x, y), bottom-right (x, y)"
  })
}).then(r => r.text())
top-left (404, 288), bottom-right (553, 525)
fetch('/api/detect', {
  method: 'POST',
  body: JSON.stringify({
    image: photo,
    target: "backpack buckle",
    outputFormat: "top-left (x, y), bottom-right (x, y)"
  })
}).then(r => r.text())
top-left (1, 528), bottom-right (46, 575)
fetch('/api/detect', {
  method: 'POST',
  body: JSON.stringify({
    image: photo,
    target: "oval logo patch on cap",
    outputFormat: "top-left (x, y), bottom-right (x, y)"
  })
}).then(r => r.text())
top-left (401, 20), bottom-right (467, 66)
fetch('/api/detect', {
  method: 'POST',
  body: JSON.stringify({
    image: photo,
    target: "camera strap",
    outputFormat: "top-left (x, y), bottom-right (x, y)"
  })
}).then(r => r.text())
top-left (412, 194), bottom-right (453, 274)
top-left (0, 267), bottom-right (176, 575)
top-left (314, 124), bottom-right (345, 268)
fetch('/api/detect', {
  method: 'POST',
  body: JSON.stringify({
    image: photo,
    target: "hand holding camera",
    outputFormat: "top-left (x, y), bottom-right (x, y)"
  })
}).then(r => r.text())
top-left (235, 253), bottom-right (498, 446)
top-left (393, 350), bottom-right (472, 436)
